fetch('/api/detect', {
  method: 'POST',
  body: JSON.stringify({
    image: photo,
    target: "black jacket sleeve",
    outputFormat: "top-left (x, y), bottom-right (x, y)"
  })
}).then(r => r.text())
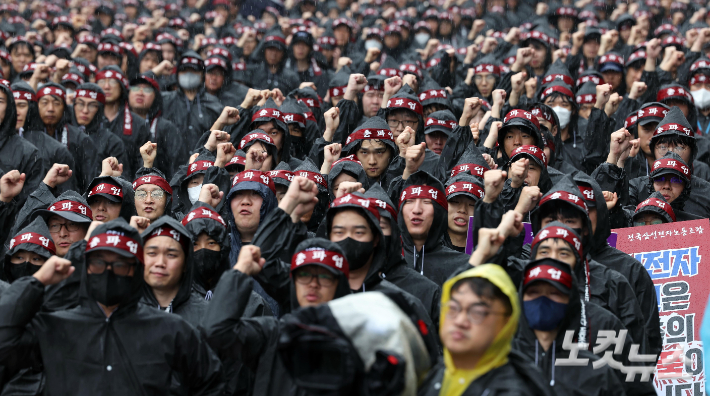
top-left (0, 277), bottom-right (43, 365)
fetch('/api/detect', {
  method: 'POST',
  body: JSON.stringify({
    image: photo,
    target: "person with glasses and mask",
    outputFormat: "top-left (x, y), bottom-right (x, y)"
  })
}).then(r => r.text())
top-left (626, 192), bottom-right (676, 227)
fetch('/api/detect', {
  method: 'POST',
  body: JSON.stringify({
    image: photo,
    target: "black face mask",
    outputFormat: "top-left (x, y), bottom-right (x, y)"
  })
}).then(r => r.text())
top-left (336, 237), bottom-right (374, 271)
top-left (88, 271), bottom-right (134, 306)
top-left (192, 249), bottom-right (223, 285)
top-left (7, 261), bottom-right (41, 283)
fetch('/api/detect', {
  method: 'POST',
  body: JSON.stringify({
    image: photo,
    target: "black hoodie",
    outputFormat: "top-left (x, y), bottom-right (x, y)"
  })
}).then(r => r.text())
top-left (84, 175), bottom-right (137, 222)
top-left (389, 170), bottom-right (469, 287)
top-left (0, 219), bottom-right (224, 395)
top-left (250, 33), bottom-right (301, 94)
top-left (170, 152), bottom-right (231, 221)
top-left (0, 81), bottom-right (42, 205)
top-left (2, 217), bottom-right (54, 283)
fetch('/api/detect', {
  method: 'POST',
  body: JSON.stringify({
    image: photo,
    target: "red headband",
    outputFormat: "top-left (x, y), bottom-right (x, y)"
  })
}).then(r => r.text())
top-left (532, 226), bottom-right (583, 260)
top-left (625, 114), bottom-right (638, 129)
top-left (691, 59), bottom-right (710, 72)
top-left (450, 163), bottom-right (489, 178)
top-left (282, 112), bottom-right (306, 125)
top-left (240, 132), bottom-right (274, 149)
top-left (37, 86), bottom-right (66, 101)
top-left (542, 74), bottom-right (575, 86)
top-left (636, 197), bottom-right (676, 222)
top-left (654, 123), bottom-right (693, 137)
top-left (510, 145), bottom-right (547, 166)
top-left (291, 248), bottom-right (349, 277)
top-left (576, 93), bottom-right (596, 104)
top-left (328, 85), bottom-right (347, 98)
top-left (187, 160), bottom-right (214, 176)
top-left (298, 98), bottom-right (320, 108)
top-left (637, 106), bottom-right (669, 120)
top-left (182, 206), bottom-right (227, 227)
top-left (332, 155), bottom-right (362, 168)
top-left (540, 190), bottom-right (588, 213)
top-left (143, 42), bottom-right (162, 52)
top-left (294, 170), bottom-right (327, 188)
top-left (180, 56), bottom-right (203, 68)
top-left (265, 35), bottom-right (287, 45)
top-left (145, 225), bottom-right (189, 251)
top-left (425, 117), bottom-right (457, 129)
top-left (205, 57), bottom-right (228, 70)
top-left (523, 263), bottom-right (573, 289)
top-left (363, 83), bottom-right (384, 92)
top-left (691, 74), bottom-right (709, 86)
top-left (626, 50), bottom-right (646, 66)
top-left (13, 90), bottom-right (36, 102)
top-left (399, 185), bottom-right (448, 210)
top-left (369, 197), bottom-right (397, 219)
top-left (378, 68), bottom-right (403, 77)
top-left (232, 170), bottom-right (276, 193)
top-left (474, 63), bottom-right (500, 75)
top-left (76, 88), bottom-right (106, 104)
top-left (575, 186), bottom-right (594, 203)
top-left (531, 107), bottom-right (556, 126)
top-left (345, 128), bottom-right (394, 145)
top-left (419, 89), bottom-right (448, 102)
top-left (386, 97), bottom-right (423, 116)
top-left (504, 109), bottom-right (541, 130)
top-left (132, 175), bottom-right (173, 195)
top-left (98, 42), bottom-right (122, 55)
top-left (652, 158), bottom-right (691, 179)
top-left (88, 182), bottom-right (123, 198)
top-left (598, 53), bottom-right (624, 65)
top-left (9, 231), bottom-right (56, 255)
top-left (48, 200), bottom-right (93, 219)
top-left (446, 181), bottom-right (485, 199)
top-left (577, 75), bottom-right (603, 87)
top-left (657, 86), bottom-right (691, 102)
top-left (86, 232), bottom-right (143, 264)
top-left (540, 85), bottom-right (574, 101)
top-left (331, 193), bottom-right (381, 220)
top-left (268, 169), bottom-right (294, 181)
top-left (95, 69), bottom-right (129, 89)
top-left (252, 108), bottom-right (284, 123)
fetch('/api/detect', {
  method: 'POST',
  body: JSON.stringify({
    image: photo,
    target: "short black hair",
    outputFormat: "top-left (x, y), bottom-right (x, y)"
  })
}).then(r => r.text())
top-left (450, 277), bottom-right (513, 315)
top-left (655, 134), bottom-right (695, 150)
top-left (539, 201), bottom-right (584, 224)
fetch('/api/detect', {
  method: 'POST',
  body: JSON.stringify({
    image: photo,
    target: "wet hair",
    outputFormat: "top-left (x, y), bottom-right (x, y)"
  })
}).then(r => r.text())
top-left (450, 277), bottom-right (512, 315)
top-left (543, 91), bottom-right (578, 111)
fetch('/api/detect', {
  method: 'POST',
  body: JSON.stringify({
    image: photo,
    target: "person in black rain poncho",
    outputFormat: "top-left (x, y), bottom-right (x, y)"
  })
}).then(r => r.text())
top-left (0, 219), bottom-right (225, 394)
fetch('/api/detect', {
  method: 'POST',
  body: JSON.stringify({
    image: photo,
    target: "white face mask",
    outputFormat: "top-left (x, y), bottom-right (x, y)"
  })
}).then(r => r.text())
top-left (552, 106), bottom-right (571, 129)
top-left (692, 88), bottom-right (710, 110)
top-left (364, 40), bottom-right (382, 51)
top-left (178, 73), bottom-right (202, 90)
top-left (414, 33), bottom-right (431, 45)
top-left (187, 184), bottom-right (202, 205)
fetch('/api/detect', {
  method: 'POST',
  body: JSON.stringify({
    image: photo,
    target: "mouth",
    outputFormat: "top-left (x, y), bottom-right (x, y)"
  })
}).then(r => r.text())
top-left (239, 209), bottom-right (252, 215)
top-left (409, 217), bottom-right (424, 226)
top-left (95, 214), bottom-right (106, 221)
top-left (432, 147), bottom-right (442, 155)
top-left (368, 167), bottom-right (379, 173)
top-left (449, 330), bottom-right (468, 341)
top-left (150, 271), bottom-right (168, 278)
top-left (58, 242), bottom-right (72, 248)
top-left (143, 207), bottom-right (154, 212)
top-left (454, 216), bottom-right (467, 227)
top-left (305, 293), bottom-right (320, 302)
top-left (662, 194), bottom-right (671, 201)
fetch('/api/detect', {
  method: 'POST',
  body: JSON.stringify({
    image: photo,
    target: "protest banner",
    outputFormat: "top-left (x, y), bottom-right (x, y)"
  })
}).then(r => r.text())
top-left (613, 219), bottom-right (710, 395)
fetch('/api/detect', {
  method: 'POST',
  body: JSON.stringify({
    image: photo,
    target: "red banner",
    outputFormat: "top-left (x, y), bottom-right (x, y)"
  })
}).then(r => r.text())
top-left (613, 219), bottom-right (710, 395)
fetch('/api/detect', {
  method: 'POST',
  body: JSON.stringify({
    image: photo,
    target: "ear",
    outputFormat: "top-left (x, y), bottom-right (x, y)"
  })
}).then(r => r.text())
top-left (373, 233), bottom-right (380, 248)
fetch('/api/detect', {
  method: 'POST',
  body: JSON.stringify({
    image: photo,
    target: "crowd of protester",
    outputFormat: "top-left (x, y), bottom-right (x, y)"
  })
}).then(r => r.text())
top-left (0, 0), bottom-right (702, 393)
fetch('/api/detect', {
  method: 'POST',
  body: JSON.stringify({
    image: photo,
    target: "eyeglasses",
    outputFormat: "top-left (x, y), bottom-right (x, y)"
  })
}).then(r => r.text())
top-left (357, 148), bottom-right (388, 158)
top-left (655, 144), bottom-right (689, 154)
top-left (474, 74), bottom-right (497, 83)
top-left (74, 101), bottom-right (100, 112)
top-left (130, 86), bottom-right (155, 94)
top-left (135, 190), bottom-right (166, 201)
top-left (98, 79), bottom-right (120, 87)
top-left (633, 219), bottom-right (665, 227)
top-left (445, 301), bottom-right (510, 324)
top-left (293, 270), bottom-right (337, 287)
top-left (653, 175), bottom-right (684, 185)
top-left (87, 258), bottom-right (136, 276)
top-left (387, 119), bottom-right (418, 129)
top-left (48, 221), bottom-right (82, 233)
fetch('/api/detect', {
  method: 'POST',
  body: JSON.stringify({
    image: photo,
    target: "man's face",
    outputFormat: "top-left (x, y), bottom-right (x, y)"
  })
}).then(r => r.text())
top-left (633, 212), bottom-right (666, 226)
top-left (425, 131), bottom-right (448, 155)
top-left (362, 90), bottom-right (383, 118)
top-left (525, 162), bottom-right (541, 186)
top-left (205, 69), bottom-right (225, 93)
top-left (256, 121), bottom-right (284, 151)
top-left (97, 53), bottom-right (121, 70)
top-left (379, 216), bottom-right (392, 236)
top-left (540, 211), bottom-right (584, 231)
top-left (292, 42), bottom-right (310, 60)
top-left (474, 72), bottom-right (495, 97)
top-left (582, 40), bottom-right (599, 59)
top-left (143, 236), bottom-right (185, 291)
top-left (39, 95), bottom-right (64, 126)
top-left (128, 83), bottom-right (156, 113)
top-left (330, 209), bottom-right (376, 244)
top-left (74, 97), bottom-right (100, 126)
top-left (356, 140), bottom-right (391, 179)
top-left (331, 172), bottom-right (357, 197)
top-left (48, 214), bottom-right (88, 257)
top-left (601, 71), bottom-right (622, 91)
top-left (503, 127), bottom-right (534, 157)
top-left (333, 26), bottom-right (350, 46)
top-left (626, 65), bottom-right (643, 89)
top-left (15, 99), bottom-right (28, 130)
top-left (652, 174), bottom-right (686, 203)
top-left (578, 103), bottom-right (594, 120)
top-left (441, 283), bottom-right (510, 361)
top-left (89, 196), bottom-right (122, 222)
top-left (243, 36), bottom-right (257, 56)
top-left (230, 190), bottom-right (263, 236)
top-left (523, 281), bottom-right (570, 304)
top-left (139, 51), bottom-right (160, 73)
top-left (533, 238), bottom-right (577, 267)
top-left (557, 16), bottom-right (574, 32)
top-left (384, 35), bottom-right (400, 49)
top-left (293, 264), bottom-right (339, 307)
top-left (447, 195), bottom-right (475, 234)
top-left (387, 109), bottom-right (419, 138)
top-left (529, 42), bottom-right (547, 68)
top-left (637, 122), bottom-right (657, 156)
top-left (194, 232), bottom-right (221, 251)
top-left (654, 140), bottom-right (692, 165)
top-left (10, 249), bottom-right (46, 266)
top-left (135, 185), bottom-right (167, 221)
top-left (264, 47), bottom-right (284, 66)
top-left (161, 43), bottom-right (176, 62)
top-left (98, 78), bottom-right (121, 103)
top-left (665, 100), bottom-right (689, 117)
top-left (11, 44), bottom-right (33, 73)
top-left (402, 197), bottom-right (435, 242)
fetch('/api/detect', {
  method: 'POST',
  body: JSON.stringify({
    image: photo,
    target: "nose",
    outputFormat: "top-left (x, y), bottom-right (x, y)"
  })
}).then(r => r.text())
top-left (57, 225), bottom-right (69, 237)
top-left (308, 275), bottom-right (321, 288)
top-left (412, 200), bottom-right (424, 214)
top-left (660, 180), bottom-right (671, 190)
top-left (144, 193), bottom-right (154, 203)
